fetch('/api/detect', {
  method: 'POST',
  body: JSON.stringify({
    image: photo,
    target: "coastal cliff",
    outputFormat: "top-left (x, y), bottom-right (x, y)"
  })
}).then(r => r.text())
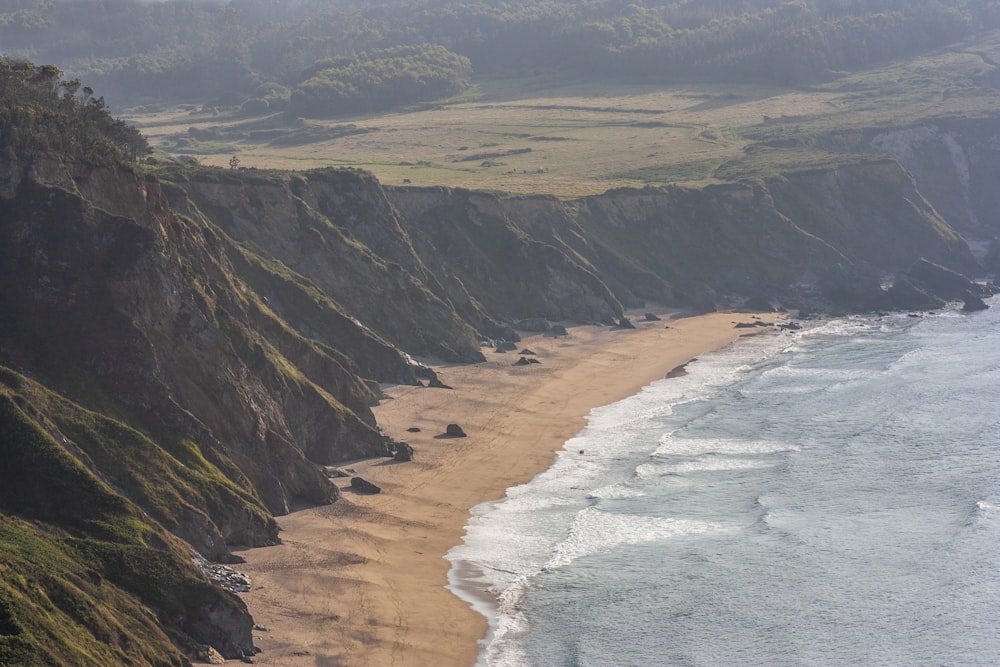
top-left (0, 122), bottom-right (991, 662)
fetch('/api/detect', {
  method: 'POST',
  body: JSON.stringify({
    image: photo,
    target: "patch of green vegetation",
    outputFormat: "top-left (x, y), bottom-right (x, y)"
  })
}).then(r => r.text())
top-left (608, 158), bottom-right (722, 184)
top-left (530, 135), bottom-right (574, 142)
top-left (165, 140), bottom-right (241, 156)
top-left (268, 123), bottom-right (375, 148)
top-left (151, 161), bottom-right (290, 186)
top-left (714, 146), bottom-right (890, 181)
top-left (292, 44), bottom-right (472, 117)
top-left (454, 147), bottom-right (531, 163)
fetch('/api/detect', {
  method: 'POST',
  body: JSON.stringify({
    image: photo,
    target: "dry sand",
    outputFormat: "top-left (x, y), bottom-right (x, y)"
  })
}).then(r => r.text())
top-left (231, 311), bottom-right (776, 666)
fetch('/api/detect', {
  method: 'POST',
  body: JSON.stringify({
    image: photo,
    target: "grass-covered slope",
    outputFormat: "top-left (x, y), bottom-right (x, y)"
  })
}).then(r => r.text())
top-left (0, 370), bottom-right (253, 664)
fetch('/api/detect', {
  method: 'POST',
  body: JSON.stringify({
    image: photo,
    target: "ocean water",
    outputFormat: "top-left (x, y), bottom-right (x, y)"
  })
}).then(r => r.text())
top-left (447, 303), bottom-right (1000, 667)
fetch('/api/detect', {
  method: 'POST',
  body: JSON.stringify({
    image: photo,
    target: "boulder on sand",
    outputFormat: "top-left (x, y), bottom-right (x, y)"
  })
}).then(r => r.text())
top-left (393, 442), bottom-right (414, 462)
top-left (445, 423), bottom-right (467, 438)
top-left (350, 477), bottom-right (381, 494)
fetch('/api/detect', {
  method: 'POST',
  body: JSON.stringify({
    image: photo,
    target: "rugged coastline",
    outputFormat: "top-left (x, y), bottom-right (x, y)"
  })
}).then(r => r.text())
top-left (2, 89), bottom-right (999, 662)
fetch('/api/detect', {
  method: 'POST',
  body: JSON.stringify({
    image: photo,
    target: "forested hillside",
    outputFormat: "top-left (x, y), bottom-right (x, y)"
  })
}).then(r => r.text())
top-left (3, 0), bottom-right (1000, 111)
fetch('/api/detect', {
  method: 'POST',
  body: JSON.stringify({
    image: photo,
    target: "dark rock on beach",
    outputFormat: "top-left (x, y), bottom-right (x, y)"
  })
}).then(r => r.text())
top-left (665, 362), bottom-right (690, 379)
top-left (393, 442), bottom-right (414, 462)
top-left (350, 477), bottom-right (382, 494)
top-left (445, 423), bottom-right (467, 437)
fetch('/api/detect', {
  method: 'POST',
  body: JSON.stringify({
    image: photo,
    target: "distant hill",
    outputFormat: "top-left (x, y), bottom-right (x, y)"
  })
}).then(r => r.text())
top-left (3, 0), bottom-right (1000, 111)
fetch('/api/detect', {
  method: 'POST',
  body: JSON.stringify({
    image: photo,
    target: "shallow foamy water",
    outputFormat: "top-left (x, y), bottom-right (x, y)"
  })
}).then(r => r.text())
top-left (449, 305), bottom-right (1000, 666)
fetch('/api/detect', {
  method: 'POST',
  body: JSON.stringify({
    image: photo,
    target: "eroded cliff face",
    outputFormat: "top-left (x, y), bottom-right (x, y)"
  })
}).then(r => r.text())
top-left (0, 158), bottom-right (449, 659)
top-left (822, 115), bottom-right (1000, 239)
top-left (0, 370), bottom-right (256, 663)
top-left (385, 187), bottom-right (627, 323)
top-left (165, 167), bottom-right (488, 362)
top-left (387, 159), bottom-right (977, 315)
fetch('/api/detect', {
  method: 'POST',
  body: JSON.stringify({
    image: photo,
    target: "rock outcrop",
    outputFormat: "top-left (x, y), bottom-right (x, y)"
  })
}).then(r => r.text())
top-left (882, 259), bottom-right (997, 310)
top-left (962, 291), bottom-right (990, 311)
top-left (906, 258), bottom-right (993, 301)
top-left (883, 277), bottom-right (947, 311)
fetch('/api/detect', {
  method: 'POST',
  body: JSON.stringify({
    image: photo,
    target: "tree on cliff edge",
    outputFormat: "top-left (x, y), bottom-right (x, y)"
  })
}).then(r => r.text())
top-left (0, 58), bottom-right (149, 165)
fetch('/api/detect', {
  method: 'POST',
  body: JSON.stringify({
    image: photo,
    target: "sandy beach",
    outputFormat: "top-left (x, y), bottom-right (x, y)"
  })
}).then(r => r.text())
top-left (231, 310), bottom-right (775, 666)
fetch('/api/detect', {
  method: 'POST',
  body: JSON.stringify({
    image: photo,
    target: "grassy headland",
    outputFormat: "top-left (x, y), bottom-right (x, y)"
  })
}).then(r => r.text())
top-left (131, 30), bottom-right (1000, 198)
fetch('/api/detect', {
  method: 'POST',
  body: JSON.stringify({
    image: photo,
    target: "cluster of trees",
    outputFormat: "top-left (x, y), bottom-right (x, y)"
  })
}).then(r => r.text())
top-left (2, 0), bottom-right (1000, 113)
top-left (0, 58), bottom-right (148, 164)
top-left (290, 44), bottom-right (472, 116)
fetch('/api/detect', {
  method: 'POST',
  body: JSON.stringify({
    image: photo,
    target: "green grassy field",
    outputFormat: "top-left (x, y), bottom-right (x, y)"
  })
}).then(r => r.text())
top-left (129, 31), bottom-right (1000, 198)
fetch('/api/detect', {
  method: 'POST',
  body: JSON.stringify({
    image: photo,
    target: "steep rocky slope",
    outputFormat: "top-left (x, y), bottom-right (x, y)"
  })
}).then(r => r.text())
top-left (164, 166), bottom-right (490, 361)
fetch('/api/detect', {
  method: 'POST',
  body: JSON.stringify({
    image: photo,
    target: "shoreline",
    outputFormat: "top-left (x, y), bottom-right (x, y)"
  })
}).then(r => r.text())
top-left (229, 310), bottom-right (776, 666)
top-left (446, 554), bottom-right (503, 662)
